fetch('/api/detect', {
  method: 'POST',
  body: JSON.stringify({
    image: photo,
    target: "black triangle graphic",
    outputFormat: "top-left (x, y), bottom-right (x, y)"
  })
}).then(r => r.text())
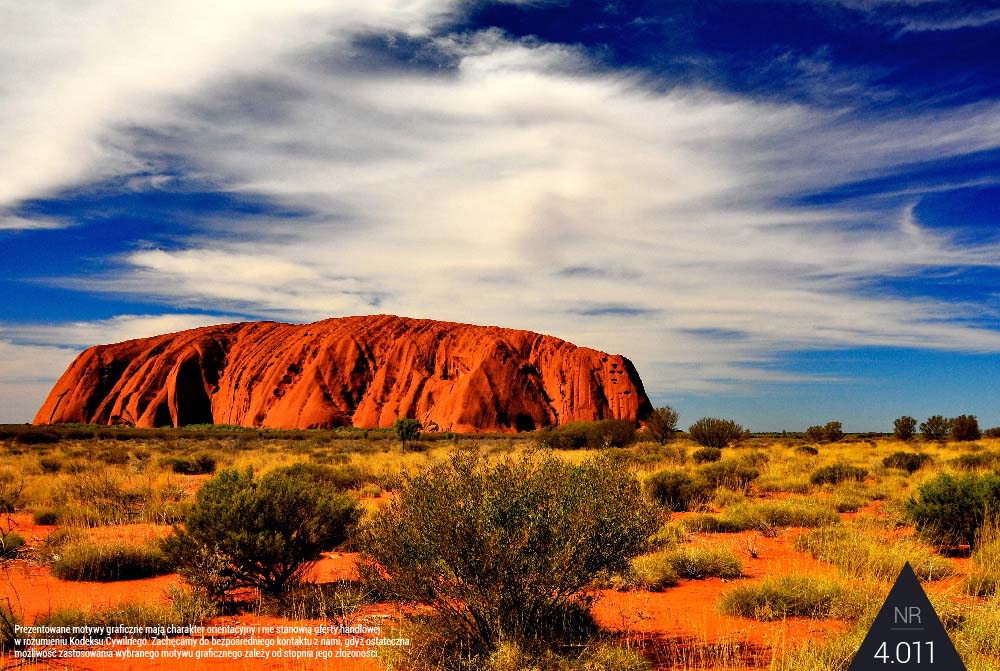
top-left (848, 562), bottom-right (966, 670)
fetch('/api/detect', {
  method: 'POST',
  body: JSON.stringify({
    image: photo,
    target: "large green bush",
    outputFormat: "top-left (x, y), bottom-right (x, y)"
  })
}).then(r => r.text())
top-left (688, 418), bottom-right (745, 448)
top-left (645, 470), bottom-right (713, 512)
top-left (358, 450), bottom-right (659, 653)
top-left (163, 466), bottom-right (360, 600)
top-left (906, 473), bottom-right (1000, 547)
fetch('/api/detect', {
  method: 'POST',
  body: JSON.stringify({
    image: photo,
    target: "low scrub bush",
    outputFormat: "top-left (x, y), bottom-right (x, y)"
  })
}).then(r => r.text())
top-left (688, 418), bottom-right (745, 448)
top-left (164, 465), bottom-right (360, 601)
top-left (796, 445), bottom-right (819, 456)
top-left (0, 531), bottom-right (25, 559)
top-left (692, 447), bottom-right (722, 464)
top-left (810, 464), bottom-right (868, 485)
top-left (882, 451), bottom-right (932, 473)
top-left (33, 507), bottom-right (60, 525)
top-left (696, 460), bottom-right (760, 490)
top-left (646, 522), bottom-right (690, 551)
top-left (626, 552), bottom-right (680, 591)
top-left (906, 473), bottom-right (1000, 547)
top-left (645, 470), bottom-right (713, 512)
top-left (279, 462), bottom-right (377, 491)
top-left (794, 525), bottom-right (955, 582)
top-left (538, 419), bottom-right (638, 450)
top-left (13, 430), bottom-right (60, 445)
top-left (358, 450), bottom-right (658, 653)
top-left (683, 500), bottom-right (839, 533)
top-left (665, 545), bottom-right (743, 580)
top-left (52, 539), bottom-right (173, 582)
top-left (952, 452), bottom-right (998, 470)
top-left (38, 456), bottom-right (64, 473)
top-left (718, 574), bottom-right (854, 620)
top-left (159, 453), bottom-right (217, 475)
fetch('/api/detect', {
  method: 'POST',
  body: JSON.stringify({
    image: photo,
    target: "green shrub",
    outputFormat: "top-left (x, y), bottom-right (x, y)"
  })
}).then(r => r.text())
top-left (804, 425), bottom-right (825, 442)
top-left (394, 418), bottom-right (422, 446)
top-left (688, 418), bottom-right (745, 448)
top-left (718, 574), bottom-right (849, 620)
top-left (52, 539), bottom-right (173, 582)
top-left (13, 430), bottom-right (60, 445)
top-left (539, 420), bottom-right (638, 450)
top-left (358, 450), bottom-right (658, 653)
top-left (823, 421), bottom-right (844, 442)
top-left (645, 522), bottom-right (690, 551)
top-left (952, 414), bottom-right (981, 442)
top-left (32, 508), bottom-right (60, 525)
top-left (0, 480), bottom-right (23, 514)
top-left (882, 451), bottom-right (932, 473)
top-left (627, 552), bottom-right (680, 591)
top-left (159, 453), bottom-right (217, 475)
top-left (644, 406), bottom-right (679, 445)
top-left (278, 462), bottom-right (376, 490)
top-left (645, 470), bottom-right (713, 512)
top-left (692, 447), bottom-right (723, 464)
top-left (906, 473), bottom-right (1000, 547)
top-left (696, 460), bottom-right (761, 490)
top-left (163, 465), bottom-right (360, 600)
top-left (810, 464), bottom-right (868, 485)
top-left (39, 456), bottom-right (64, 473)
top-left (953, 452), bottom-right (998, 470)
top-left (0, 531), bottom-right (25, 559)
top-left (687, 500), bottom-right (839, 534)
top-left (920, 415), bottom-right (950, 441)
top-left (894, 416), bottom-right (918, 441)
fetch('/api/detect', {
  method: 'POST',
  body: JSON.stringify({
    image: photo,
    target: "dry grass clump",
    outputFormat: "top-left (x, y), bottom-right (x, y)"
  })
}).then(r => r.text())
top-left (793, 522), bottom-right (954, 582)
top-left (683, 499), bottom-right (840, 534)
top-left (51, 538), bottom-right (173, 582)
top-left (718, 574), bottom-right (863, 621)
top-left (623, 545), bottom-right (743, 591)
top-left (965, 516), bottom-right (1000, 596)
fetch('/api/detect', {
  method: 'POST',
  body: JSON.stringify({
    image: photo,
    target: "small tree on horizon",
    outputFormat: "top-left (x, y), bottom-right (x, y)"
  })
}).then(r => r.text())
top-left (645, 406), bottom-right (679, 444)
top-left (952, 415), bottom-right (981, 442)
top-left (920, 415), bottom-right (950, 441)
top-left (894, 415), bottom-right (918, 441)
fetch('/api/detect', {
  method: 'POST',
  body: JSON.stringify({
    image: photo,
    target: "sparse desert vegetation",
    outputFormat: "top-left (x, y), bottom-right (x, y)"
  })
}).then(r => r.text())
top-left (1, 421), bottom-right (999, 669)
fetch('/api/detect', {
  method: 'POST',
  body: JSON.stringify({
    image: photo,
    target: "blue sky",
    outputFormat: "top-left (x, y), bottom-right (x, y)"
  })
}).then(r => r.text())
top-left (2, 1), bottom-right (1000, 431)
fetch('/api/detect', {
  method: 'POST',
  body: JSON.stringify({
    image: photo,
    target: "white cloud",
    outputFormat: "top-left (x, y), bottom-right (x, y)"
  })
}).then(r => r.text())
top-left (3, 3), bottom-right (1000, 423)
top-left (0, 215), bottom-right (67, 230)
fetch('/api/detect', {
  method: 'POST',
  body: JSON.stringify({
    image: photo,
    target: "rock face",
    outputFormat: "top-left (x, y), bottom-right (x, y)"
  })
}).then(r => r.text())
top-left (34, 315), bottom-right (651, 432)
